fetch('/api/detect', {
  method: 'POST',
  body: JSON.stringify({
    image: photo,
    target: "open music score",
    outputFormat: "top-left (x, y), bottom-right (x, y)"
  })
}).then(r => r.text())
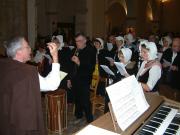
top-left (87, 90), bottom-right (180, 135)
top-left (106, 75), bottom-right (149, 131)
top-left (75, 125), bottom-right (120, 135)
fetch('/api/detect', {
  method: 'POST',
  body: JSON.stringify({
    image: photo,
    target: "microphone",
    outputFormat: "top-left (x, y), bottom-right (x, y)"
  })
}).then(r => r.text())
top-left (74, 48), bottom-right (79, 56)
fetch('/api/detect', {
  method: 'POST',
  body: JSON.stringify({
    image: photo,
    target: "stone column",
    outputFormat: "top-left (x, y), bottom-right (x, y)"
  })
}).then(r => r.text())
top-left (0, 0), bottom-right (27, 44)
top-left (75, 0), bottom-right (87, 34)
top-left (86, 0), bottom-right (93, 38)
top-left (27, 0), bottom-right (37, 48)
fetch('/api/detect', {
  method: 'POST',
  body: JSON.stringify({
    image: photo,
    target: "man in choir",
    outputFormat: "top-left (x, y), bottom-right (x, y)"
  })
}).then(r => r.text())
top-left (136, 41), bottom-right (162, 93)
top-left (161, 37), bottom-right (180, 89)
top-left (67, 33), bottom-right (96, 123)
top-left (106, 34), bottom-right (117, 57)
top-left (0, 36), bottom-right (61, 135)
top-left (124, 33), bottom-right (136, 50)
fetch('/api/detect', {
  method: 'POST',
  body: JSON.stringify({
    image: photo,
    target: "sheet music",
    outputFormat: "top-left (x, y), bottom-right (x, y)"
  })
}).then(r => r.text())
top-left (100, 65), bottom-right (115, 76)
top-left (60, 71), bottom-right (68, 81)
top-left (163, 59), bottom-right (171, 66)
top-left (75, 125), bottom-right (120, 135)
top-left (114, 62), bottom-right (127, 76)
top-left (105, 57), bottom-right (114, 62)
top-left (106, 75), bottom-right (149, 131)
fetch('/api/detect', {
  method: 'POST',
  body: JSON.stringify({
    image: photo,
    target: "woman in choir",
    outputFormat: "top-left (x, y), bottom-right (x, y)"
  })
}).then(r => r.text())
top-left (112, 36), bottom-right (124, 62)
top-left (93, 38), bottom-right (109, 96)
top-left (104, 48), bottom-right (135, 113)
top-left (136, 41), bottom-right (162, 93)
top-left (124, 33), bottom-right (136, 50)
top-left (117, 48), bottom-right (137, 77)
top-left (159, 36), bottom-right (172, 52)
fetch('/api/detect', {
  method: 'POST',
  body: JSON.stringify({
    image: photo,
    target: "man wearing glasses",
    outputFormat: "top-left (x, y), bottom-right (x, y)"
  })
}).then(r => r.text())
top-left (0, 36), bottom-right (61, 135)
top-left (67, 33), bottom-right (96, 123)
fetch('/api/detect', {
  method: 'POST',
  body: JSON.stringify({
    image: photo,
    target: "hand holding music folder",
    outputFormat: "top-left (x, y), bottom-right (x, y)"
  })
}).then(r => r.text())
top-left (100, 65), bottom-right (115, 76)
top-left (114, 62), bottom-right (128, 76)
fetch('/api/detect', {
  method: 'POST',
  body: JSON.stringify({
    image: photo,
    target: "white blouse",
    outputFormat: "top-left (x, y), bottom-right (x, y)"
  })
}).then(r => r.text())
top-left (39, 63), bottom-right (61, 91)
top-left (136, 61), bottom-right (161, 91)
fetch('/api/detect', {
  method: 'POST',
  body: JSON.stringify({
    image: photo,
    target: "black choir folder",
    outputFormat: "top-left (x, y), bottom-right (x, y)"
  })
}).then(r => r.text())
top-left (106, 75), bottom-right (162, 134)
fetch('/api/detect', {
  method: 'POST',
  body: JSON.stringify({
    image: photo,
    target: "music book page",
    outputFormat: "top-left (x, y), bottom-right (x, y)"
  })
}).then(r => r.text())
top-left (100, 65), bottom-right (115, 76)
top-left (105, 57), bottom-right (114, 62)
top-left (114, 62), bottom-right (127, 76)
top-left (106, 75), bottom-right (149, 131)
top-left (60, 71), bottom-right (68, 81)
top-left (75, 125), bottom-right (120, 135)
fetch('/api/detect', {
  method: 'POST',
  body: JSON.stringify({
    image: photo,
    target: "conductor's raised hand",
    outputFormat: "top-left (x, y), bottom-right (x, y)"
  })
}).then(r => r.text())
top-left (47, 42), bottom-right (58, 63)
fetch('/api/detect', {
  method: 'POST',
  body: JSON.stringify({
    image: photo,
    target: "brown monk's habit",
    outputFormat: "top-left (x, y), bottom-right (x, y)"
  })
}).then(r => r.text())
top-left (0, 58), bottom-right (47, 135)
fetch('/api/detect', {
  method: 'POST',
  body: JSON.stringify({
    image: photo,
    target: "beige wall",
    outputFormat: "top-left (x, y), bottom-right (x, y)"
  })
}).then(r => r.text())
top-left (0, 0), bottom-right (180, 47)
top-left (27, 0), bottom-right (36, 47)
top-left (91, 0), bottom-right (106, 38)
top-left (0, 0), bottom-right (27, 45)
top-left (161, 0), bottom-right (180, 33)
top-left (136, 0), bottom-right (148, 37)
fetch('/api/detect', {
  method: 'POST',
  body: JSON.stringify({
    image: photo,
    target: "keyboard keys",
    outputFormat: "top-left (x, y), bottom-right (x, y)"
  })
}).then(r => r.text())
top-left (154, 113), bottom-right (166, 119)
top-left (160, 106), bottom-right (171, 112)
top-left (171, 115), bottom-right (180, 125)
top-left (151, 117), bottom-right (163, 123)
top-left (146, 121), bottom-right (160, 128)
top-left (136, 105), bottom-right (179, 135)
top-left (165, 129), bottom-right (177, 134)
top-left (139, 129), bottom-right (153, 135)
top-left (143, 125), bottom-right (157, 132)
top-left (168, 124), bottom-right (179, 130)
top-left (163, 132), bottom-right (173, 135)
top-left (158, 110), bottom-right (169, 115)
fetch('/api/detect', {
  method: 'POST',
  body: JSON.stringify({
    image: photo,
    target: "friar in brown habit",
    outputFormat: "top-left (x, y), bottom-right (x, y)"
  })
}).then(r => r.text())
top-left (0, 37), bottom-right (59, 135)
